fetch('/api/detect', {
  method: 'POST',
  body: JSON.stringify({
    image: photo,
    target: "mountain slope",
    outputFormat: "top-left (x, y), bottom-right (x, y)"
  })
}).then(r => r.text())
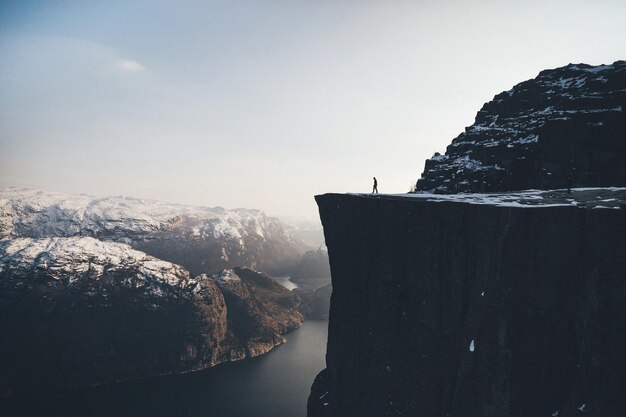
top-left (0, 237), bottom-right (226, 395)
top-left (0, 188), bottom-right (304, 275)
top-left (0, 237), bottom-right (303, 396)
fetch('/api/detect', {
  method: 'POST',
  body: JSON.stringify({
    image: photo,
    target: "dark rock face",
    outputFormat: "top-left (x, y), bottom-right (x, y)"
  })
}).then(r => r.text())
top-left (0, 238), bottom-right (224, 395)
top-left (309, 192), bottom-right (626, 417)
top-left (416, 61), bottom-right (626, 193)
top-left (213, 267), bottom-right (304, 359)
top-left (0, 238), bottom-right (303, 396)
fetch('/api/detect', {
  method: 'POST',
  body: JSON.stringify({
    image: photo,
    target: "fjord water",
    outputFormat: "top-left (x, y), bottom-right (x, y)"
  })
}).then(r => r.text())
top-left (272, 275), bottom-right (299, 290)
top-left (0, 320), bottom-right (328, 417)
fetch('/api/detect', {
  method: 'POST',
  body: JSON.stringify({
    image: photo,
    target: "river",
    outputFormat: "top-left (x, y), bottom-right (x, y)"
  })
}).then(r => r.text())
top-left (0, 320), bottom-right (328, 417)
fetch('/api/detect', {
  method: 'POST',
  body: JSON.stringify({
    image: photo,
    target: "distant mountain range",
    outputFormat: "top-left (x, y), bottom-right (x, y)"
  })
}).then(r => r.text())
top-left (0, 187), bottom-right (306, 275)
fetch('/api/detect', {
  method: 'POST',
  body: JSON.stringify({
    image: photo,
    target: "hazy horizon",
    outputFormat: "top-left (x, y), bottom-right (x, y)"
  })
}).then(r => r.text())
top-left (1, 0), bottom-right (625, 218)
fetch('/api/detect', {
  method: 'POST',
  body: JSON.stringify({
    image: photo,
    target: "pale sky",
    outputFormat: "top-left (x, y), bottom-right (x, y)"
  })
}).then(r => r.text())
top-left (1, 0), bottom-right (625, 218)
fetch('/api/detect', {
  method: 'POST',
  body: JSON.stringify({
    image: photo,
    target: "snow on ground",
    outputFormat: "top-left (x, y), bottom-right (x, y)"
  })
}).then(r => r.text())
top-left (351, 188), bottom-right (626, 209)
top-left (213, 269), bottom-right (242, 284)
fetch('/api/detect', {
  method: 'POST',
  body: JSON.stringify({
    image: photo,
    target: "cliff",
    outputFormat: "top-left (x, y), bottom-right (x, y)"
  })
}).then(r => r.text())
top-left (0, 238), bottom-right (302, 396)
top-left (309, 189), bottom-right (626, 417)
top-left (309, 60), bottom-right (626, 416)
top-left (416, 61), bottom-right (626, 193)
top-left (214, 267), bottom-right (304, 358)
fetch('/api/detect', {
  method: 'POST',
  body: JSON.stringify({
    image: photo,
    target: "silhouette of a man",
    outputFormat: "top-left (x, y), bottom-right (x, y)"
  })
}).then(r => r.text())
top-left (372, 177), bottom-right (378, 194)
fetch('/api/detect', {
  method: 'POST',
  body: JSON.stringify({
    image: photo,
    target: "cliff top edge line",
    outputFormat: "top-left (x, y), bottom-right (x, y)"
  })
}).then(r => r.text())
top-left (316, 188), bottom-right (626, 210)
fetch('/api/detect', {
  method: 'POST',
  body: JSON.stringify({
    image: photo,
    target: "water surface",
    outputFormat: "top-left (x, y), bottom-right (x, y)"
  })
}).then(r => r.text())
top-left (1, 320), bottom-right (328, 417)
top-left (271, 275), bottom-right (299, 290)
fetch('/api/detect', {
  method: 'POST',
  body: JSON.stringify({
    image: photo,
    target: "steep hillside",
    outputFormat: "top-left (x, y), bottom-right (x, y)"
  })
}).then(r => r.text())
top-left (0, 237), bottom-right (302, 396)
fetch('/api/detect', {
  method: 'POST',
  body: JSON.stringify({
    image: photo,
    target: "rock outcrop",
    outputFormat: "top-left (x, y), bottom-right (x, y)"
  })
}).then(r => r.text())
top-left (0, 237), bottom-right (303, 396)
top-left (416, 61), bottom-right (626, 193)
top-left (309, 190), bottom-right (626, 417)
top-left (213, 267), bottom-right (303, 359)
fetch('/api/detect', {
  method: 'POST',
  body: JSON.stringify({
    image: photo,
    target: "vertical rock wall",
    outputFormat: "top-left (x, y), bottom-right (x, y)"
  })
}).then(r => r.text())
top-left (309, 193), bottom-right (626, 417)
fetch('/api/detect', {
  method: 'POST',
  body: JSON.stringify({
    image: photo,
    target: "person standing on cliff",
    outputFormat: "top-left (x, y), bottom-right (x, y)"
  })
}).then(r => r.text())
top-left (372, 177), bottom-right (378, 194)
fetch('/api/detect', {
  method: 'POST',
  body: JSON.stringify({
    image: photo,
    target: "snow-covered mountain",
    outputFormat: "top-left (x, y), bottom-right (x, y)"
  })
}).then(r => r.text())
top-left (0, 188), bottom-right (305, 275)
top-left (416, 60), bottom-right (626, 193)
top-left (0, 236), bottom-right (303, 395)
top-left (0, 188), bottom-right (311, 395)
top-left (0, 237), bottom-right (192, 290)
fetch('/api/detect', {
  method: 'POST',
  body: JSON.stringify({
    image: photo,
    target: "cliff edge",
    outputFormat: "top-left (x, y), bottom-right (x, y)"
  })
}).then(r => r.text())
top-left (309, 190), bottom-right (625, 417)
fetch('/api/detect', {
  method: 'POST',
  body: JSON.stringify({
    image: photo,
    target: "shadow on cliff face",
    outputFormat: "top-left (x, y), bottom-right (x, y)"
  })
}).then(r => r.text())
top-left (309, 191), bottom-right (626, 417)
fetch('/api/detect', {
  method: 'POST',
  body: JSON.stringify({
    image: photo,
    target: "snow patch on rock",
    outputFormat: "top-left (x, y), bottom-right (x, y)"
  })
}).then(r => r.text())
top-left (0, 236), bottom-right (194, 293)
